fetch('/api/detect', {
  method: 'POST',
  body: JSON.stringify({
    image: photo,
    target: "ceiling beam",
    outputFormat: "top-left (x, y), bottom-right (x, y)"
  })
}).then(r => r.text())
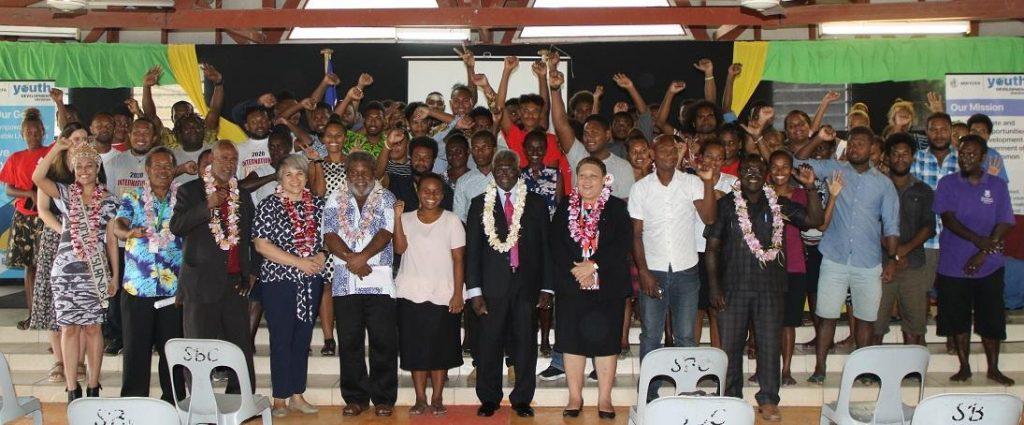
top-left (0, 0), bottom-right (39, 6)
top-left (689, 25), bottom-right (711, 40)
top-left (82, 28), bottom-right (106, 43)
top-left (715, 25), bottom-right (747, 41)
top-left (262, 0), bottom-right (301, 43)
top-left (0, 1), bottom-right (1021, 29)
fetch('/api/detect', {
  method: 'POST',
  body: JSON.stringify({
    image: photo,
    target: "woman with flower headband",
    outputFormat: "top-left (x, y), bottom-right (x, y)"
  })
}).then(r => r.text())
top-left (704, 154), bottom-right (822, 422)
top-left (252, 154), bottom-right (326, 417)
top-left (549, 157), bottom-right (632, 420)
top-left (31, 125), bottom-right (119, 403)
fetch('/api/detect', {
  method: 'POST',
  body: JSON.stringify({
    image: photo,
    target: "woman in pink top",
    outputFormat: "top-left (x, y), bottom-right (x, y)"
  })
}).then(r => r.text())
top-left (769, 151), bottom-right (809, 387)
top-left (393, 173), bottom-right (466, 416)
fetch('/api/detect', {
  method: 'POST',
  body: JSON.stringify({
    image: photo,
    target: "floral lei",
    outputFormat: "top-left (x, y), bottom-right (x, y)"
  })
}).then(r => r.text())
top-left (337, 182), bottom-right (384, 243)
top-left (568, 174), bottom-right (613, 257)
top-left (202, 165), bottom-right (241, 250)
top-left (143, 180), bottom-right (178, 254)
top-left (482, 179), bottom-right (528, 253)
top-left (278, 186), bottom-right (318, 257)
top-left (732, 181), bottom-right (785, 266)
top-left (67, 182), bottom-right (105, 260)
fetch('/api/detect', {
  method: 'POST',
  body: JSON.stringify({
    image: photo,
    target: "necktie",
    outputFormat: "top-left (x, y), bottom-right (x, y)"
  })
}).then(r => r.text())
top-left (503, 192), bottom-right (520, 269)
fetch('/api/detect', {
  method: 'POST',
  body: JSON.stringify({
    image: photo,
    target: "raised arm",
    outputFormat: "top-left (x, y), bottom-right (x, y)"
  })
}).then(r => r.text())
top-left (793, 126), bottom-right (836, 160)
top-left (496, 56), bottom-right (518, 135)
top-left (456, 43), bottom-right (479, 105)
top-left (721, 63), bottom-right (742, 116)
top-left (694, 59), bottom-right (716, 104)
top-left (202, 64), bottom-right (225, 131)
top-left (334, 86), bottom-right (363, 121)
top-left (31, 138), bottom-right (69, 200)
top-left (612, 73), bottom-right (649, 115)
top-left (656, 81), bottom-right (685, 135)
top-left (274, 113), bottom-right (313, 149)
top-left (811, 91), bottom-right (840, 133)
top-left (531, 60), bottom-right (550, 130)
top-left (548, 69), bottom-right (576, 154)
top-left (591, 85), bottom-right (604, 116)
top-left (49, 88), bottom-right (73, 129)
top-left (141, 66), bottom-right (164, 130)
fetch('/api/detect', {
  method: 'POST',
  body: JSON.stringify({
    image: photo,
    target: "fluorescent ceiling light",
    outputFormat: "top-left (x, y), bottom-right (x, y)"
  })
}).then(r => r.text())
top-left (303, 0), bottom-right (438, 8)
top-left (0, 26), bottom-right (78, 39)
top-left (820, 20), bottom-right (970, 35)
top-left (532, 0), bottom-right (669, 7)
top-left (396, 28), bottom-right (470, 41)
top-left (293, 0), bottom-right (457, 41)
top-left (521, 24), bottom-right (684, 38)
top-left (523, 0), bottom-right (681, 38)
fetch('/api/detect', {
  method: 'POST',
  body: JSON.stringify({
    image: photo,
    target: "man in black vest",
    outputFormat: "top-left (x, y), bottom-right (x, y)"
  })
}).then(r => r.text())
top-left (170, 140), bottom-right (256, 393)
top-left (465, 150), bottom-right (553, 417)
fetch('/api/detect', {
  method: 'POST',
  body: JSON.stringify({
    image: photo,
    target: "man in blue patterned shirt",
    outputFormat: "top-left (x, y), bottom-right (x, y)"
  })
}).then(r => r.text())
top-left (322, 152), bottom-right (399, 417)
top-left (108, 147), bottom-right (185, 403)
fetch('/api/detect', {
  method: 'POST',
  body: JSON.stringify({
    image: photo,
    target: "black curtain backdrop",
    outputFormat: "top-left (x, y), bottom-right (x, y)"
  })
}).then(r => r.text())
top-left (194, 41), bottom-right (771, 127)
top-left (66, 41), bottom-right (937, 134)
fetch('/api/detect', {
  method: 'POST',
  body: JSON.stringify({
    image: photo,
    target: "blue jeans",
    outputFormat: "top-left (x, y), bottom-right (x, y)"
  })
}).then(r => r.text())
top-left (638, 266), bottom-right (700, 401)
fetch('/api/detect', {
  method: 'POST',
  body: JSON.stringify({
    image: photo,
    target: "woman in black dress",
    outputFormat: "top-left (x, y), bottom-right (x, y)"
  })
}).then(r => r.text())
top-left (550, 157), bottom-right (633, 419)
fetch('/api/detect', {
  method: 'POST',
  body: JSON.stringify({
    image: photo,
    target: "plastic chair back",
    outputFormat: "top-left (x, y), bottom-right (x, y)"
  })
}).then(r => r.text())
top-left (911, 393), bottom-right (1023, 425)
top-left (644, 395), bottom-right (754, 425)
top-left (0, 352), bottom-right (41, 425)
top-left (67, 397), bottom-right (179, 425)
top-left (636, 347), bottom-right (728, 421)
top-left (165, 338), bottom-right (263, 424)
top-left (834, 345), bottom-right (930, 424)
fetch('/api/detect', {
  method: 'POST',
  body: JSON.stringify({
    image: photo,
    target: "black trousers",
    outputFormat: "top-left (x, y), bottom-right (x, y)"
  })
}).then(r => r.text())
top-left (182, 289), bottom-right (254, 394)
top-left (103, 248), bottom-right (126, 344)
top-left (334, 295), bottom-right (398, 406)
top-left (120, 292), bottom-right (186, 402)
top-left (476, 288), bottom-right (537, 406)
top-left (719, 290), bottom-right (783, 406)
top-left (263, 280), bottom-right (321, 399)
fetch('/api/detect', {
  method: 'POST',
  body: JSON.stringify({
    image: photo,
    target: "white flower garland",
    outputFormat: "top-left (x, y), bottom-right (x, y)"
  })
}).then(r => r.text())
top-left (482, 179), bottom-right (528, 253)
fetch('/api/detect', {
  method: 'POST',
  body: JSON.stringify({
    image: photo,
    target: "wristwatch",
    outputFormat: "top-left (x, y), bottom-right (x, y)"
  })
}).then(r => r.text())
top-left (888, 253), bottom-right (901, 262)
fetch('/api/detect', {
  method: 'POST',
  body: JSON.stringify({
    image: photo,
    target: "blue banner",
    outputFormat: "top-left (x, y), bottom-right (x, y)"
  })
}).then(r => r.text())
top-left (0, 81), bottom-right (58, 279)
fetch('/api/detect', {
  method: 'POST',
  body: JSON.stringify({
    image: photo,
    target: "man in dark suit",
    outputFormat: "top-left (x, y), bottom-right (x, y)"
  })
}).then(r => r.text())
top-left (466, 150), bottom-right (554, 418)
top-left (170, 140), bottom-right (256, 393)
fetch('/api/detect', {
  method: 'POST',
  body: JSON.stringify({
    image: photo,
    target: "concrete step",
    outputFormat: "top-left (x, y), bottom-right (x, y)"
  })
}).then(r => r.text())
top-left (11, 367), bottom-right (1024, 408)
top-left (4, 341), bottom-right (1022, 376)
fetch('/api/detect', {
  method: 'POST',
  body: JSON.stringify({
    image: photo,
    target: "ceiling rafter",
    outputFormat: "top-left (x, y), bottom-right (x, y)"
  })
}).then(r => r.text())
top-left (3, 1), bottom-right (1019, 30)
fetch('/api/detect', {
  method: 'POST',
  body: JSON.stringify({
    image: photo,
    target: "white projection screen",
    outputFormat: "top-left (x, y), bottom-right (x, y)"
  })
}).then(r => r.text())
top-left (406, 56), bottom-right (570, 108)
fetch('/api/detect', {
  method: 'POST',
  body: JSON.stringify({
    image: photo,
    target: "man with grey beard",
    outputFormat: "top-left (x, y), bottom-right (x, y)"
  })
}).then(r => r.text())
top-left (322, 152), bottom-right (400, 417)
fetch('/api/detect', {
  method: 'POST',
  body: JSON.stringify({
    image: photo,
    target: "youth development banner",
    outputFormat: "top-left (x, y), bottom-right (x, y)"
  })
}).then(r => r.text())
top-left (946, 74), bottom-right (1024, 214)
top-left (0, 81), bottom-right (58, 279)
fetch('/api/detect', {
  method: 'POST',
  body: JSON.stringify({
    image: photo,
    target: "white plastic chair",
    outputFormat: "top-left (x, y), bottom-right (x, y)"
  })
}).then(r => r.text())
top-left (644, 395), bottom-right (754, 425)
top-left (630, 347), bottom-right (728, 425)
top-left (910, 393), bottom-right (1023, 425)
top-left (820, 345), bottom-right (930, 425)
top-left (165, 338), bottom-right (272, 425)
top-left (67, 397), bottom-right (180, 425)
top-left (0, 352), bottom-right (41, 425)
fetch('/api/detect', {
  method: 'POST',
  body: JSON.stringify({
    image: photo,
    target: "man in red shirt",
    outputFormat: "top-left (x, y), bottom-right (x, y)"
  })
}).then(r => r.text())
top-left (0, 108), bottom-right (51, 330)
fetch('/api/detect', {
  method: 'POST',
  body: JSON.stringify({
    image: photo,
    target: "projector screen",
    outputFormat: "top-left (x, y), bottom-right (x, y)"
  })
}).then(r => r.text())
top-left (406, 57), bottom-right (569, 109)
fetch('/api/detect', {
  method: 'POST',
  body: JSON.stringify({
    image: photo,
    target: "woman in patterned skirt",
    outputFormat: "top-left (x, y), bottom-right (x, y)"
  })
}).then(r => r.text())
top-left (32, 126), bottom-right (118, 402)
top-left (312, 119), bottom-right (347, 356)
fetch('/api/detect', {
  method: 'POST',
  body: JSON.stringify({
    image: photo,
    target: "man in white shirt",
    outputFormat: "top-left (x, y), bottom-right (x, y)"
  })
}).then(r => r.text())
top-left (170, 113), bottom-right (206, 185)
top-left (628, 135), bottom-right (718, 402)
top-left (453, 131), bottom-right (497, 222)
top-left (105, 119), bottom-right (158, 198)
top-left (548, 70), bottom-right (635, 199)
top-left (235, 106), bottom-right (277, 206)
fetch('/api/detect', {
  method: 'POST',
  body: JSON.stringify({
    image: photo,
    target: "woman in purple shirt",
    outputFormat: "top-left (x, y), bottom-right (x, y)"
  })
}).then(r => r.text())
top-left (934, 134), bottom-right (1015, 386)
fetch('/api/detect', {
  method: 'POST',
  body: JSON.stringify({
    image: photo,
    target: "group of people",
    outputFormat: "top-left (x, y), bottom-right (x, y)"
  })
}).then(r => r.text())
top-left (0, 48), bottom-right (1015, 423)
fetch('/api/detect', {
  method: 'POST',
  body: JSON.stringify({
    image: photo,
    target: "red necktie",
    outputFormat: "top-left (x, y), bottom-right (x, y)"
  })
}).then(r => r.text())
top-left (503, 192), bottom-right (519, 269)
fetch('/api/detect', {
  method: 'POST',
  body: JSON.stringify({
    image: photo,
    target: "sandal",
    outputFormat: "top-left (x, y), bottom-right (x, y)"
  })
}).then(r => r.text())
top-left (342, 403), bottom-right (369, 417)
top-left (48, 362), bottom-right (65, 383)
top-left (16, 319), bottom-right (29, 331)
top-left (431, 403), bottom-right (448, 416)
top-left (320, 339), bottom-right (336, 356)
top-left (409, 403), bottom-right (427, 416)
top-left (374, 404), bottom-right (394, 417)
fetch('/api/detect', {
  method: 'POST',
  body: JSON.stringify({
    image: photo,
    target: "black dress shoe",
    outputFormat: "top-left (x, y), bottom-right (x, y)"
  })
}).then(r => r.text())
top-left (513, 405), bottom-right (535, 417)
top-left (85, 385), bottom-right (101, 397)
top-left (66, 384), bottom-right (82, 404)
top-left (477, 402), bottom-right (499, 417)
top-left (562, 408), bottom-right (581, 418)
top-left (598, 410), bottom-right (617, 420)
